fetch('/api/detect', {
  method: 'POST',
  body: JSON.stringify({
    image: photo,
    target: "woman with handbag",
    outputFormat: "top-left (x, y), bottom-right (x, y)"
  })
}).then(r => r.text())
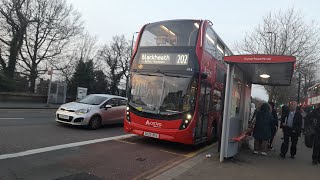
top-left (304, 105), bottom-right (320, 165)
top-left (252, 103), bottom-right (274, 156)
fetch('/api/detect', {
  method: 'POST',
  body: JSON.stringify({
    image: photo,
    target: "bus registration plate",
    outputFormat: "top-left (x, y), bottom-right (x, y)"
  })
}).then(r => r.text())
top-left (143, 132), bottom-right (159, 138)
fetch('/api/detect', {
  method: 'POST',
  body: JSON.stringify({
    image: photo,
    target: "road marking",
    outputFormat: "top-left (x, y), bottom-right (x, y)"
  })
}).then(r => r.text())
top-left (0, 134), bottom-right (135, 160)
top-left (141, 143), bottom-right (218, 180)
top-left (115, 139), bottom-right (136, 145)
top-left (160, 150), bottom-right (189, 157)
top-left (185, 143), bottom-right (216, 158)
top-left (0, 118), bottom-right (25, 120)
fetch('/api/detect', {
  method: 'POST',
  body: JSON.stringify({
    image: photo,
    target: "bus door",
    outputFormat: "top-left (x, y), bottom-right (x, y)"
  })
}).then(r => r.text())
top-left (195, 83), bottom-right (212, 139)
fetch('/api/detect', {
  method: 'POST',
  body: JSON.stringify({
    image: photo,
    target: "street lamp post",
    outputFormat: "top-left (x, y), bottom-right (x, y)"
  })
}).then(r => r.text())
top-left (266, 31), bottom-right (277, 102)
top-left (267, 31), bottom-right (277, 54)
top-left (126, 32), bottom-right (139, 97)
top-left (297, 72), bottom-right (301, 104)
top-left (46, 67), bottom-right (53, 105)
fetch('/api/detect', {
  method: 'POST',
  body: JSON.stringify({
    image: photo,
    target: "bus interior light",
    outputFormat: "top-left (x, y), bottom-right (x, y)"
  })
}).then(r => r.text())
top-left (185, 120), bottom-right (189, 124)
top-left (186, 114), bottom-right (192, 120)
top-left (217, 45), bottom-right (224, 54)
top-left (194, 23), bottom-right (199, 29)
top-left (260, 74), bottom-right (270, 79)
top-left (206, 34), bottom-right (215, 45)
top-left (126, 106), bottom-right (129, 111)
top-left (160, 25), bottom-right (176, 36)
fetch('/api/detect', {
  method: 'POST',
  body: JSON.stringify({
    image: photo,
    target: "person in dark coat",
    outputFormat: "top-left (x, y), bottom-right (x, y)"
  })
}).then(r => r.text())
top-left (253, 103), bottom-right (274, 156)
top-left (305, 105), bottom-right (320, 165)
top-left (268, 102), bottom-right (278, 150)
top-left (280, 101), bottom-right (303, 159)
top-left (280, 105), bottom-right (290, 139)
top-left (281, 105), bottom-right (290, 119)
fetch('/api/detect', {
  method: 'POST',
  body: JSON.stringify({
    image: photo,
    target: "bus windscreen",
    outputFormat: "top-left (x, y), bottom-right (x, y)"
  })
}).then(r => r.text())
top-left (129, 72), bottom-right (196, 115)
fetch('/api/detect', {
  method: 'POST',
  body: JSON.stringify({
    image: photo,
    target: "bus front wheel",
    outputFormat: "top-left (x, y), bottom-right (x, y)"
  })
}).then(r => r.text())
top-left (207, 124), bottom-right (218, 145)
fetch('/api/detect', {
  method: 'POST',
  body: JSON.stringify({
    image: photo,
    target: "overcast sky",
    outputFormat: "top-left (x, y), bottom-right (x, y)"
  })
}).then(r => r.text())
top-left (66, 0), bottom-right (320, 101)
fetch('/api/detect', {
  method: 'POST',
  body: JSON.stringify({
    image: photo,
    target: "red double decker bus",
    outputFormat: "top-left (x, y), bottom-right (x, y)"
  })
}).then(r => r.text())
top-left (124, 19), bottom-right (232, 145)
top-left (305, 83), bottom-right (320, 108)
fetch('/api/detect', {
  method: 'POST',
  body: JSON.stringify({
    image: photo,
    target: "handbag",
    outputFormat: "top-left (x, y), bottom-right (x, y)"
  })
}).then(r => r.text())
top-left (305, 134), bottom-right (314, 148)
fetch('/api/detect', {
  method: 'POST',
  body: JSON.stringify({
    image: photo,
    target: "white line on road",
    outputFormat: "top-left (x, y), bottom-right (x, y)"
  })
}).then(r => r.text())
top-left (0, 134), bottom-right (135, 160)
top-left (0, 118), bottom-right (25, 120)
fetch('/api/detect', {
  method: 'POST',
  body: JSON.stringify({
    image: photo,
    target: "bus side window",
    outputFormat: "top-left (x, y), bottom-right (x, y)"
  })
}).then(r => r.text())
top-left (216, 66), bottom-right (226, 85)
top-left (204, 27), bottom-right (217, 58)
top-left (212, 90), bottom-right (222, 112)
top-left (205, 86), bottom-right (211, 112)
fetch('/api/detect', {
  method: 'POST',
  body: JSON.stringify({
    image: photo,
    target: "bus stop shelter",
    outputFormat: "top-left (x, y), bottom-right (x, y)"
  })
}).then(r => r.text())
top-left (219, 55), bottom-right (296, 162)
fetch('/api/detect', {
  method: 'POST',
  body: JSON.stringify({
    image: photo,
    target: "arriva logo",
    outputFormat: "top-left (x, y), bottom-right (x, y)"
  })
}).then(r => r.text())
top-left (145, 120), bottom-right (162, 128)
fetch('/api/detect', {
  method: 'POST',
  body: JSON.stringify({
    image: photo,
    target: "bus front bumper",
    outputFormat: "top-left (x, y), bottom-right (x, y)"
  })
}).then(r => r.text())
top-left (124, 120), bottom-right (194, 145)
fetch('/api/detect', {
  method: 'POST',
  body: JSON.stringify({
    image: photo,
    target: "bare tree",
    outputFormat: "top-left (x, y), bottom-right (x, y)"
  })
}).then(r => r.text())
top-left (0, 0), bottom-right (33, 80)
top-left (236, 8), bottom-right (320, 102)
top-left (99, 35), bottom-right (131, 95)
top-left (17, 0), bottom-right (83, 92)
top-left (54, 32), bottom-right (98, 84)
top-left (300, 63), bottom-right (319, 96)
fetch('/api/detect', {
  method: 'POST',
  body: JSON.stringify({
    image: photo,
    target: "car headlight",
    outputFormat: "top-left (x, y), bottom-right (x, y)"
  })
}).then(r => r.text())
top-left (75, 108), bottom-right (91, 115)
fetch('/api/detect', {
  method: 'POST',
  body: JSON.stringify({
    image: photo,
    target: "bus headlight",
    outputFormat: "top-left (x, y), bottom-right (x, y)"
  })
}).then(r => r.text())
top-left (126, 106), bottom-right (131, 122)
top-left (180, 113), bottom-right (192, 130)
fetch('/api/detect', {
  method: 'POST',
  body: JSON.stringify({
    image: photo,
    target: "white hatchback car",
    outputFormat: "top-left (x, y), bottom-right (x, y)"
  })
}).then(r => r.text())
top-left (56, 94), bottom-right (127, 129)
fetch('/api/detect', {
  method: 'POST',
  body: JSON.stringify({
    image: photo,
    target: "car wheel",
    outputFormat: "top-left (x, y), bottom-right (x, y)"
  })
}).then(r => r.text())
top-left (89, 116), bottom-right (102, 130)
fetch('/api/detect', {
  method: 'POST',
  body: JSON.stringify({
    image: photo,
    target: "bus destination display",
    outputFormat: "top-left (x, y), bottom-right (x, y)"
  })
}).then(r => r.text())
top-left (140, 53), bottom-right (189, 65)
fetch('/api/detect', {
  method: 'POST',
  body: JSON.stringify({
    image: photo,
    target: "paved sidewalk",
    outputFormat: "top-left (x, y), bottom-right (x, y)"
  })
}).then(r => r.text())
top-left (0, 102), bottom-right (61, 109)
top-left (152, 132), bottom-right (320, 180)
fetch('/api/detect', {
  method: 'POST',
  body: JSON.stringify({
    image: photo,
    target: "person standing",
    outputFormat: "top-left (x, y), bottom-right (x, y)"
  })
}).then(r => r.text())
top-left (253, 103), bottom-right (274, 156)
top-left (280, 101), bottom-right (303, 159)
top-left (280, 105), bottom-right (290, 139)
top-left (268, 102), bottom-right (278, 150)
top-left (305, 105), bottom-right (320, 165)
top-left (297, 106), bottom-right (306, 131)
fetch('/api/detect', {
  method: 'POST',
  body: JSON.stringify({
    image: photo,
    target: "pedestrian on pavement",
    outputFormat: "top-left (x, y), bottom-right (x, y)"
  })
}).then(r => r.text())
top-left (253, 103), bottom-right (274, 156)
top-left (304, 104), bottom-right (320, 165)
top-left (297, 106), bottom-right (306, 131)
top-left (249, 102), bottom-right (262, 128)
top-left (280, 105), bottom-right (290, 139)
top-left (268, 101), bottom-right (278, 150)
top-left (280, 101), bottom-right (303, 159)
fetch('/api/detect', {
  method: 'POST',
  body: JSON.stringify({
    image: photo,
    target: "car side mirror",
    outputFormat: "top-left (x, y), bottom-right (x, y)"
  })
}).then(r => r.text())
top-left (104, 105), bottom-right (112, 110)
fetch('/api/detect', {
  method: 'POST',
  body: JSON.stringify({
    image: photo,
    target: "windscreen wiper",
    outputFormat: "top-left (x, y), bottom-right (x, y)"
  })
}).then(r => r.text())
top-left (155, 69), bottom-right (189, 78)
top-left (137, 72), bottom-right (162, 77)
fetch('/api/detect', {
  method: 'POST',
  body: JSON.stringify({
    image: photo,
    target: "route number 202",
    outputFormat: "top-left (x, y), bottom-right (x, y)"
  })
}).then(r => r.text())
top-left (177, 54), bottom-right (188, 65)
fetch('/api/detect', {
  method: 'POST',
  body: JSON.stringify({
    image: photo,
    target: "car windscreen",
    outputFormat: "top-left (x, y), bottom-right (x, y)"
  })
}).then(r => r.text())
top-left (78, 95), bottom-right (108, 105)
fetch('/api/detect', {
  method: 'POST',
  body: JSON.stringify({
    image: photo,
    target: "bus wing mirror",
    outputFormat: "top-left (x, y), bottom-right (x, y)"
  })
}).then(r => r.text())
top-left (201, 73), bottom-right (208, 79)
